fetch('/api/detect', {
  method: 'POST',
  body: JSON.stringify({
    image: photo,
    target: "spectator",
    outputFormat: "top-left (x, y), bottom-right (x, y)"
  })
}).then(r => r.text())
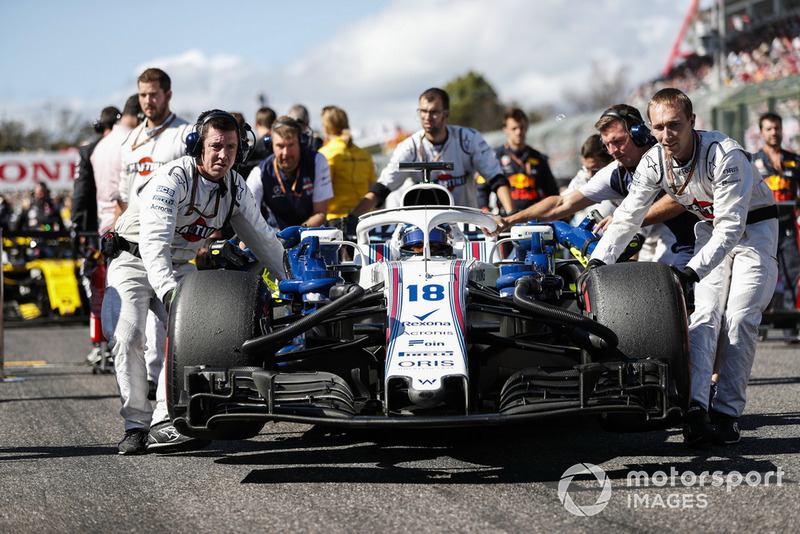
top-left (318, 105), bottom-right (376, 234)
top-left (16, 182), bottom-right (63, 232)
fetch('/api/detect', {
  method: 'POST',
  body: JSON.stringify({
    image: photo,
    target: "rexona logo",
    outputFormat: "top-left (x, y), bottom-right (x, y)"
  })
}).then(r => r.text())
top-left (558, 463), bottom-right (612, 517)
top-left (413, 310), bottom-right (438, 321)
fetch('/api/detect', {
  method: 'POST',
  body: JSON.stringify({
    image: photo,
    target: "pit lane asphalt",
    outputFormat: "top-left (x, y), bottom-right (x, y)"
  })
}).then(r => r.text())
top-left (1, 324), bottom-right (799, 534)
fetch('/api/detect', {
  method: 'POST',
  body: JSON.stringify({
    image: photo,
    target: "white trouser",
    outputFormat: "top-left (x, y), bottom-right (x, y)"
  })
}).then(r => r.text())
top-left (145, 311), bottom-right (165, 384)
top-left (689, 218), bottom-right (778, 417)
top-left (102, 252), bottom-right (195, 431)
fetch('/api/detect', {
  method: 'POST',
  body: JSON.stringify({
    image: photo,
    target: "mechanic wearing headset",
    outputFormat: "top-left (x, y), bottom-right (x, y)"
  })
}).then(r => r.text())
top-left (245, 116), bottom-right (333, 230)
top-left (347, 88), bottom-right (515, 221)
top-left (103, 110), bottom-right (287, 455)
top-left (589, 88), bottom-right (778, 447)
top-left (490, 104), bottom-right (697, 271)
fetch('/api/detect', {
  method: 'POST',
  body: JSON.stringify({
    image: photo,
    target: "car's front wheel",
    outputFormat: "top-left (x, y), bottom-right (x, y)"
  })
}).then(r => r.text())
top-left (167, 269), bottom-right (269, 440)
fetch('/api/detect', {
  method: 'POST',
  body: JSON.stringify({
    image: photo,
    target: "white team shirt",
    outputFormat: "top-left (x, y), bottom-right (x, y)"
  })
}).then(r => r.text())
top-left (115, 156), bottom-right (286, 300)
top-left (378, 126), bottom-right (503, 208)
top-left (118, 113), bottom-right (192, 203)
top-left (592, 130), bottom-right (775, 279)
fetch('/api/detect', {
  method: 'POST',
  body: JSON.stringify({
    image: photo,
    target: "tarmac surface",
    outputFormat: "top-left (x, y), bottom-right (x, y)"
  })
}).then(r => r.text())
top-left (1, 323), bottom-right (799, 533)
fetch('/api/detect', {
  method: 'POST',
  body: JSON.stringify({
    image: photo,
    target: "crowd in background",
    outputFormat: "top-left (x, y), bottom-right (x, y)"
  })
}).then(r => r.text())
top-left (630, 14), bottom-right (800, 109)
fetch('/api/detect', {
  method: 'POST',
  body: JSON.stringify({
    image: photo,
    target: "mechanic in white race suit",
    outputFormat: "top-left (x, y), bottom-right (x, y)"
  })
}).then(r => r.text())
top-left (103, 110), bottom-right (287, 455)
top-left (117, 68), bottom-right (194, 399)
top-left (590, 89), bottom-right (778, 447)
top-left (349, 88), bottom-right (515, 218)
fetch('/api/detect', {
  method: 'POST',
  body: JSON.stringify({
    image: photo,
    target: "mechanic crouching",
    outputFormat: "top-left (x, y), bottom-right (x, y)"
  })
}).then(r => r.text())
top-left (102, 110), bottom-right (287, 455)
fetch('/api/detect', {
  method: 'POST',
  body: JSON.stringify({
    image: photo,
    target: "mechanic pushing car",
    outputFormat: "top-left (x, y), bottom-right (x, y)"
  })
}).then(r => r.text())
top-left (489, 103), bottom-right (697, 272)
top-left (589, 88), bottom-right (778, 447)
top-left (102, 110), bottom-right (287, 455)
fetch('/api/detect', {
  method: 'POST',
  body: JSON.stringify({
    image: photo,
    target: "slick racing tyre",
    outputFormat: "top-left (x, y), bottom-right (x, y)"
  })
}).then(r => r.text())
top-left (582, 261), bottom-right (690, 428)
top-left (167, 270), bottom-right (269, 440)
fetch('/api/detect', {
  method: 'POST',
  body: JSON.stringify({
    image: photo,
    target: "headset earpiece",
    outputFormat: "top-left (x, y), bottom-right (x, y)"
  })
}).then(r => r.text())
top-left (600, 108), bottom-right (654, 147)
top-left (185, 110), bottom-right (250, 164)
top-left (264, 119), bottom-right (310, 151)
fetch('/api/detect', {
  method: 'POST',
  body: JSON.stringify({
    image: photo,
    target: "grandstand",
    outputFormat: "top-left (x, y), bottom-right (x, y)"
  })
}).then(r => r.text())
top-left (523, 0), bottom-right (800, 182)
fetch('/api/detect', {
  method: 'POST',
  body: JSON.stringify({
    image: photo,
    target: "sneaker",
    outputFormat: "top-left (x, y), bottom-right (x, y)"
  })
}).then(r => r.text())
top-left (710, 409), bottom-right (741, 444)
top-left (683, 402), bottom-right (714, 447)
top-left (86, 345), bottom-right (102, 365)
top-left (118, 429), bottom-right (148, 455)
top-left (147, 380), bottom-right (157, 401)
top-left (147, 421), bottom-right (210, 453)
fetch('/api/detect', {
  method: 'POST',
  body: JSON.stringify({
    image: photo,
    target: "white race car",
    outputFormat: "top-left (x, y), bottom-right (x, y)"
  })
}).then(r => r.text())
top-left (167, 163), bottom-right (689, 440)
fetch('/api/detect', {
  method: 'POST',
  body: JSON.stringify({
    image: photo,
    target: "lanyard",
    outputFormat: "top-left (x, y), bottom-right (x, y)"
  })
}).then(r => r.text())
top-left (666, 132), bottom-right (701, 196)
top-left (273, 157), bottom-right (303, 197)
top-left (185, 168), bottom-right (221, 218)
top-left (130, 113), bottom-right (177, 151)
top-left (504, 145), bottom-right (531, 175)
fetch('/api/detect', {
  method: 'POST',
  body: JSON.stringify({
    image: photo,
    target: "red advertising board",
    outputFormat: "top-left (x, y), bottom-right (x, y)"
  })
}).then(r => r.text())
top-left (0, 151), bottom-right (78, 191)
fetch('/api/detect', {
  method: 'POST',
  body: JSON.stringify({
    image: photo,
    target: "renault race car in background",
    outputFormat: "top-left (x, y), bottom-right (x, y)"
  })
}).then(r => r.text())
top-left (2, 231), bottom-right (87, 323)
top-left (166, 162), bottom-right (690, 441)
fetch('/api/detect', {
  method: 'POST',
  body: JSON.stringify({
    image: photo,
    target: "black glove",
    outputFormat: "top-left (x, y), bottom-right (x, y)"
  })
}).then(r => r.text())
top-left (162, 289), bottom-right (175, 314)
top-left (671, 265), bottom-right (699, 296)
top-left (585, 258), bottom-right (606, 270)
top-left (576, 258), bottom-right (605, 294)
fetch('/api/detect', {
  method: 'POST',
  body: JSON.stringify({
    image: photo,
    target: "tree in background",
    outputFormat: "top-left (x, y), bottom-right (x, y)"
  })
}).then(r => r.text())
top-left (562, 61), bottom-right (630, 113)
top-left (445, 71), bottom-right (505, 132)
top-left (0, 109), bottom-right (95, 152)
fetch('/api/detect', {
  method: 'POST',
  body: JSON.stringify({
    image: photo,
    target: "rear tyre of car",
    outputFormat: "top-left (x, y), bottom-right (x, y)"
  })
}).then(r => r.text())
top-left (168, 270), bottom-right (268, 440)
top-left (582, 261), bottom-right (690, 430)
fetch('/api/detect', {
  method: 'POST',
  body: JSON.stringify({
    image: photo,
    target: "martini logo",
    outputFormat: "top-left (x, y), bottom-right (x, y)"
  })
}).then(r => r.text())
top-left (687, 198), bottom-right (714, 219)
top-left (435, 173), bottom-right (467, 192)
top-left (558, 463), bottom-right (612, 517)
top-left (176, 217), bottom-right (216, 242)
top-left (135, 157), bottom-right (156, 176)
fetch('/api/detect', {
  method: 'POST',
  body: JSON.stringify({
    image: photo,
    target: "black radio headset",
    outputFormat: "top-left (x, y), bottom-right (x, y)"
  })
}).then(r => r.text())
top-left (185, 110), bottom-right (251, 164)
top-left (599, 108), bottom-right (655, 147)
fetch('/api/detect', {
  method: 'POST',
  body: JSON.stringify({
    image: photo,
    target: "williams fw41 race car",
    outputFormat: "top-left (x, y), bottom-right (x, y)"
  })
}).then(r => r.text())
top-left (167, 163), bottom-right (690, 441)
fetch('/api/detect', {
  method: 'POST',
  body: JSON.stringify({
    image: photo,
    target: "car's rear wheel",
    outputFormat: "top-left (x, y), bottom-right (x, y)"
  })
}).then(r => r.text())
top-left (582, 261), bottom-right (690, 429)
top-left (168, 270), bottom-right (269, 440)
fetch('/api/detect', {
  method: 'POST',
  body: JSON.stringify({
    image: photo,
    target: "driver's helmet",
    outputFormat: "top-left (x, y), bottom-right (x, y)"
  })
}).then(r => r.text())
top-left (400, 225), bottom-right (453, 257)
